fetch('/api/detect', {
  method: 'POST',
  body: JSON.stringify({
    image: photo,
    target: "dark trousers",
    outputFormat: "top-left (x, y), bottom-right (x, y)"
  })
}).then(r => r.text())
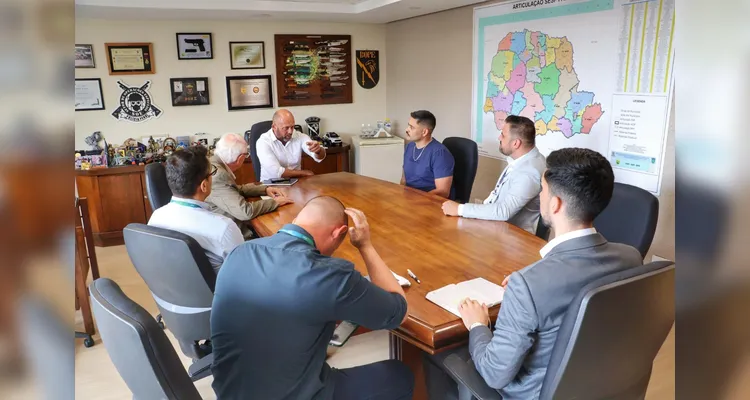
top-left (423, 346), bottom-right (501, 400)
top-left (331, 359), bottom-right (414, 400)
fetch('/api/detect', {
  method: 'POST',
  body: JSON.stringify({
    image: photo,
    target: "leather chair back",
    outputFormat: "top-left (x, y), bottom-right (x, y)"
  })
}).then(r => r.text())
top-left (144, 163), bottom-right (172, 211)
top-left (443, 137), bottom-right (478, 204)
top-left (245, 120), bottom-right (273, 181)
top-left (594, 182), bottom-right (659, 258)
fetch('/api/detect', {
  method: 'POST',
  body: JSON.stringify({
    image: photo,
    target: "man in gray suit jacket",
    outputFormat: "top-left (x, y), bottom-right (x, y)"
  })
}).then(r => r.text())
top-left (441, 115), bottom-right (546, 234)
top-left (425, 148), bottom-right (643, 400)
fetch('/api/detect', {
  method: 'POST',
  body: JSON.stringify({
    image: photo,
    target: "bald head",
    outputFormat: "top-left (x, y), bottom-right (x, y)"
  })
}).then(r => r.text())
top-left (271, 109), bottom-right (296, 143)
top-left (295, 196), bottom-right (348, 228)
top-left (293, 196), bottom-right (349, 256)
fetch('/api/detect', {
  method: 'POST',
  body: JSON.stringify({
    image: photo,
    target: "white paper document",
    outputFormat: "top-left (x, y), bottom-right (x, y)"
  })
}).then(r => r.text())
top-left (426, 278), bottom-right (505, 317)
top-left (365, 271), bottom-right (411, 287)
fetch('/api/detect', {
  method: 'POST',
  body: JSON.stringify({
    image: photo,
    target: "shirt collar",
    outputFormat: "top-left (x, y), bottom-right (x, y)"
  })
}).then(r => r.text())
top-left (214, 156), bottom-right (235, 179)
top-left (506, 147), bottom-right (538, 168)
top-left (278, 224), bottom-right (317, 248)
top-left (539, 227), bottom-right (598, 258)
top-left (170, 196), bottom-right (210, 210)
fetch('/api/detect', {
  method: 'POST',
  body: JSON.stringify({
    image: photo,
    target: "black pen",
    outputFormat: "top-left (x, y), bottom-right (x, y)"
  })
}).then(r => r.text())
top-left (407, 269), bottom-right (421, 284)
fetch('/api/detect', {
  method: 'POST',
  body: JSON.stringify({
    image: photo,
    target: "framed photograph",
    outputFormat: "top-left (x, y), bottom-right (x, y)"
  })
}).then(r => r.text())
top-left (229, 41), bottom-right (265, 69)
top-left (75, 44), bottom-right (95, 68)
top-left (105, 42), bottom-right (155, 75)
top-left (170, 77), bottom-right (210, 106)
top-left (176, 33), bottom-right (213, 60)
top-left (226, 75), bottom-right (273, 110)
top-left (75, 78), bottom-right (105, 111)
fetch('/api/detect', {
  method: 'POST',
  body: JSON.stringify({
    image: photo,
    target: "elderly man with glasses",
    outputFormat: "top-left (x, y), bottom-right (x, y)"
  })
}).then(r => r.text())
top-left (207, 132), bottom-right (293, 239)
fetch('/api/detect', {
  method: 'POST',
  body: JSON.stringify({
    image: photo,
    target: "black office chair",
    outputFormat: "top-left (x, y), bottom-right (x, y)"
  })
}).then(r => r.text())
top-left (535, 220), bottom-right (550, 241)
top-left (594, 182), bottom-right (659, 258)
top-left (144, 162), bottom-right (172, 211)
top-left (443, 137), bottom-right (478, 204)
top-left (123, 223), bottom-right (216, 381)
top-left (90, 278), bottom-right (205, 400)
top-left (442, 261), bottom-right (675, 400)
top-left (245, 120), bottom-right (273, 181)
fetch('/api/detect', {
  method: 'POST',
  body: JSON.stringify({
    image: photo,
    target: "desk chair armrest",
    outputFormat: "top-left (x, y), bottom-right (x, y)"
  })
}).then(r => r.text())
top-left (187, 353), bottom-right (213, 382)
top-left (443, 354), bottom-right (503, 400)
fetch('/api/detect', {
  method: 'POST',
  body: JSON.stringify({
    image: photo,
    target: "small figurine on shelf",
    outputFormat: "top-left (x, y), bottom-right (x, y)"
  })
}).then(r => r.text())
top-left (84, 131), bottom-right (104, 151)
top-left (162, 137), bottom-right (177, 155)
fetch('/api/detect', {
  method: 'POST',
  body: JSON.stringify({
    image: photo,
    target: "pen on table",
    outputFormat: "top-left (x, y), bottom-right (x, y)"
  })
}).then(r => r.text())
top-left (407, 269), bottom-right (421, 284)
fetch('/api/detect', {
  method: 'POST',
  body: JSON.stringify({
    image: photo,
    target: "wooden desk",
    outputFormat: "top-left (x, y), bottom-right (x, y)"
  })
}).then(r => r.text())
top-left (250, 172), bottom-right (545, 398)
top-left (75, 145), bottom-right (350, 246)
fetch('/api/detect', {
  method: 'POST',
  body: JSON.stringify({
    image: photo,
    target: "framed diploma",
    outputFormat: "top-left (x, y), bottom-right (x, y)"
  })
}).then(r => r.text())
top-left (75, 78), bottom-right (105, 111)
top-left (105, 42), bottom-right (155, 75)
top-left (176, 33), bottom-right (213, 60)
top-left (226, 75), bottom-right (273, 110)
top-left (75, 44), bottom-right (95, 68)
top-left (229, 41), bottom-right (265, 69)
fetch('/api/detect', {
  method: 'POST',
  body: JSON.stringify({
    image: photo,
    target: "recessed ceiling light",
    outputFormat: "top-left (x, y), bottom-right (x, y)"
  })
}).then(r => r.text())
top-left (409, 6), bottom-right (421, 10)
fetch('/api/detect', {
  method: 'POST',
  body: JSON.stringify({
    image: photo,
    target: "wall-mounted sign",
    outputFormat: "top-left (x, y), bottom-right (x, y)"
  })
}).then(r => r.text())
top-left (355, 50), bottom-right (379, 89)
top-left (112, 80), bottom-right (162, 123)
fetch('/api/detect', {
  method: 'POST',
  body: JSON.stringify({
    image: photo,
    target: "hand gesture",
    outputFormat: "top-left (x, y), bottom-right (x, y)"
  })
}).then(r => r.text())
top-left (306, 141), bottom-right (322, 154)
top-left (344, 208), bottom-right (371, 249)
top-left (266, 187), bottom-right (287, 198)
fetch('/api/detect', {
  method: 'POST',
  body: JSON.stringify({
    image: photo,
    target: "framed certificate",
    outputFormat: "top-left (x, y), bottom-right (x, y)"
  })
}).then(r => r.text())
top-left (170, 77), bottom-right (210, 106)
top-left (226, 75), bottom-right (273, 110)
top-left (75, 78), bottom-right (105, 111)
top-left (176, 33), bottom-right (213, 60)
top-left (105, 43), bottom-right (155, 75)
top-left (229, 41), bottom-right (265, 69)
top-left (75, 44), bottom-right (95, 68)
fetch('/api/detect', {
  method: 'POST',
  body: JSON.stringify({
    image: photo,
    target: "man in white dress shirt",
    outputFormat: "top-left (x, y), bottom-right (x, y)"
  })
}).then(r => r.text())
top-left (148, 146), bottom-right (244, 272)
top-left (441, 115), bottom-right (546, 234)
top-left (256, 109), bottom-right (326, 181)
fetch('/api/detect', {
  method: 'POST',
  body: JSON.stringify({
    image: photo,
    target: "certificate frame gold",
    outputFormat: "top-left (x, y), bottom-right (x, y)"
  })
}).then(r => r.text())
top-left (225, 75), bottom-right (274, 111)
top-left (229, 41), bottom-right (265, 69)
top-left (104, 42), bottom-right (156, 75)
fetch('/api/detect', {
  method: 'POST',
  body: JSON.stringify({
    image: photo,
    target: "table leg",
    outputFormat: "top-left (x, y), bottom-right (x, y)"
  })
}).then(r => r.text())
top-left (390, 333), bottom-right (428, 400)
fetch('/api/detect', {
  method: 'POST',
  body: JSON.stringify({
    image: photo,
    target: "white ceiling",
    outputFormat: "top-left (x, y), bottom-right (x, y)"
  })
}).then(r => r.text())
top-left (75, 0), bottom-right (487, 23)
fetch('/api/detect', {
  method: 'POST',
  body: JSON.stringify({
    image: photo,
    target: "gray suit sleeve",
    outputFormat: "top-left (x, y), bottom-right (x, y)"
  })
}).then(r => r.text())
top-left (460, 172), bottom-right (541, 221)
top-left (468, 273), bottom-right (538, 390)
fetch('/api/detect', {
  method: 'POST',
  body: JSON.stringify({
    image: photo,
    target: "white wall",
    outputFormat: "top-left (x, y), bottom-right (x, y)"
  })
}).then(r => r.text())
top-left (75, 19), bottom-right (386, 149)
top-left (386, 4), bottom-right (675, 260)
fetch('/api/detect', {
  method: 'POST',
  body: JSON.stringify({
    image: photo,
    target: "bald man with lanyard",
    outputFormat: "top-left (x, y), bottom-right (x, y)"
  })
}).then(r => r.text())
top-left (210, 197), bottom-right (414, 400)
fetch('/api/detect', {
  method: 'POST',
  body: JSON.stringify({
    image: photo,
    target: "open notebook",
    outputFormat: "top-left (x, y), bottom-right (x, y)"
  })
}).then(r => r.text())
top-left (426, 278), bottom-right (505, 317)
top-left (364, 271), bottom-right (411, 287)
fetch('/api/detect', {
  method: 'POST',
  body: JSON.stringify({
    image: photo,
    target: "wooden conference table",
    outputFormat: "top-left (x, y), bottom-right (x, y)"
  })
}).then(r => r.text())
top-left (250, 172), bottom-right (545, 398)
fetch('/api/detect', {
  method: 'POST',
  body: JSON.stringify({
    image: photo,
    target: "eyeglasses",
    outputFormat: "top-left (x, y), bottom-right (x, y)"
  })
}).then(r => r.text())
top-left (205, 164), bottom-right (218, 180)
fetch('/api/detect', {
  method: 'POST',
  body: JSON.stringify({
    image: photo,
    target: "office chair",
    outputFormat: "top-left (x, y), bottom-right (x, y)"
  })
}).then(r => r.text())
top-left (123, 223), bottom-right (216, 381)
top-left (245, 120), bottom-right (273, 181)
top-left (90, 278), bottom-right (205, 400)
top-left (534, 220), bottom-right (550, 241)
top-left (145, 162), bottom-right (172, 211)
top-left (443, 137), bottom-right (478, 204)
top-left (594, 182), bottom-right (659, 258)
top-left (442, 261), bottom-right (675, 400)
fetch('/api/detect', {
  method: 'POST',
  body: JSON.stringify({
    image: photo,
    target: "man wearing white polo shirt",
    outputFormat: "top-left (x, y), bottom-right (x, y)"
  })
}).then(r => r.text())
top-left (256, 109), bottom-right (326, 181)
top-left (148, 146), bottom-right (243, 272)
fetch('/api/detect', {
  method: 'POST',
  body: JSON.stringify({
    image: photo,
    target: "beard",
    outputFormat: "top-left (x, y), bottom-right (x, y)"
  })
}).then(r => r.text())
top-left (540, 212), bottom-right (551, 228)
top-left (500, 145), bottom-right (512, 157)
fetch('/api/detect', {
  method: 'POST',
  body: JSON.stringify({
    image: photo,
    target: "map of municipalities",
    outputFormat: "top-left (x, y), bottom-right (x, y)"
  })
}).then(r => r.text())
top-left (483, 29), bottom-right (604, 139)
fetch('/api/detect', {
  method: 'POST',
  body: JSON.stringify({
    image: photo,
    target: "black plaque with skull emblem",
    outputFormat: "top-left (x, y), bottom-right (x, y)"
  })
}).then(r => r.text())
top-left (111, 80), bottom-right (163, 123)
top-left (355, 50), bottom-right (379, 89)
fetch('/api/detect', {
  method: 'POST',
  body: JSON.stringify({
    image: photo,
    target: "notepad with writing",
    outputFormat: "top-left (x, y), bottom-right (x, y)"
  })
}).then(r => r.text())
top-left (426, 278), bottom-right (505, 317)
top-left (364, 271), bottom-right (411, 287)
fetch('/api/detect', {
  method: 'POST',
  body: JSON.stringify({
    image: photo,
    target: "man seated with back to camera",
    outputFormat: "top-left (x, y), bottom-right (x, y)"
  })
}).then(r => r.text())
top-left (423, 148), bottom-right (643, 400)
top-left (210, 196), bottom-right (413, 400)
top-left (148, 145), bottom-right (243, 273)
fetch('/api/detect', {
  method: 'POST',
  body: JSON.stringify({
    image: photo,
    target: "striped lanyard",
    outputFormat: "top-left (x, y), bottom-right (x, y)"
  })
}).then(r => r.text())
top-left (279, 228), bottom-right (315, 247)
top-left (170, 199), bottom-right (203, 209)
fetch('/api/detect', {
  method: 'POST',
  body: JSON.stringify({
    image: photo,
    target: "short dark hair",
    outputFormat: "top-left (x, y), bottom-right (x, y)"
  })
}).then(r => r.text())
top-left (410, 110), bottom-right (436, 134)
top-left (543, 148), bottom-right (614, 223)
top-left (165, 145), bottom-right (211, 197)
top-left (505, 115), bottom-right (536, 146)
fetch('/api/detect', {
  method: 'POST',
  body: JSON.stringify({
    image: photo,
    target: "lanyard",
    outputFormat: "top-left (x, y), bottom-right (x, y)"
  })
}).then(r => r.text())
top-left (170, 199), bottom-right (203, 209)
top-left (279, 228), bottom-right (315, 247)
